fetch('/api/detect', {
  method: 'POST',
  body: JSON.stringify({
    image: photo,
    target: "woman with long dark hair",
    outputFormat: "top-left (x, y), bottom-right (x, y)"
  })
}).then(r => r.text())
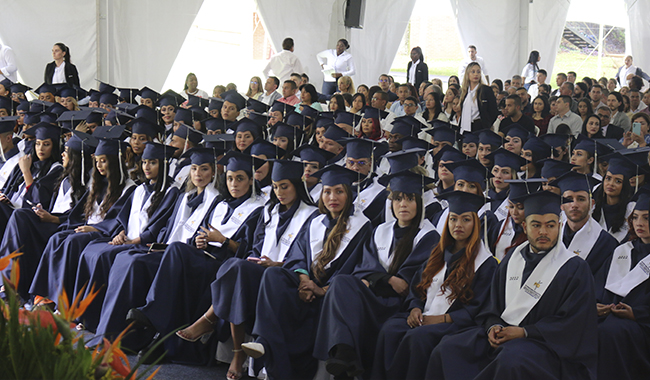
top-left (124, 151), bottom-right (266, 364)
top-left (240, 165), bottom-right (373, 380)
top-left (593, 154), bottom-right (637, 242)
top-left (521, 50), bottom-right (540, 89)
top-left (315, 171), bottom-right (440, 379)
top-left (0, 131), bottom-right (93, 299)
top-left (350, 92), bottom-right (365, 114)
top-left (0, 124), bottom-right (63, 232)
top-left (422, 92), bottom-right (448, 123)
top-left (72, 142), bottom-right (182, 331)
top-left (373, 191), bottom-right (497, 380)
top-left (459, 62), bottom-right (498, 132)
top-left (329, 93), bottom-right (347, 112)
top-left (486, 148), bottom-right (527, 221)
top-left (357, 107), bottom-right (383, 141)
top-left (531, 95), bottom-right (552, 135)
top-left (571, 136), bottom-right (602, 181)
top-left (29, 138), bottom-right (137, 307)
top-left (44, 42), bottom-right (80, 86)
top-left (578, 98), bottom-right (594, 122)
top-left (597, 192), bottom-right (650, 379)
top-left (581, 114), bottom-right (604, 139)
top-left (177, 160), bottom-right (319, 379)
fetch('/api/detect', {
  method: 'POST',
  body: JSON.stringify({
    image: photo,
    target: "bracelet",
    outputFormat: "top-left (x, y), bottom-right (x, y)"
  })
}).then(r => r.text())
top-left (223, 238), bottom-right (230, 247)
top-left (443, 314), bottom-right (447, 323)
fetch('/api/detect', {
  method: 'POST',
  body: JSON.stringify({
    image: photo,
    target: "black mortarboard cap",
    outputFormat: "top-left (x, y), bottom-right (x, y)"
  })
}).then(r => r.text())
top-left (485, 148), bottom-right (527, 170)
top-left (222, 90), bottom-right (246, 111)
top-left (139, 86), bottom-right (160, 102)
top-left (118, 88), bottom-right (140, 104)
top-left (444, 159), bottom-right (489, 190)
top-left (311, 164), bottom-right (360, 187)
top-left (217, 151), bottom-right (266, 175)
top-left (270, 159), bottom-right (305, 182)
top-left (378, 170), bottom-right (434, 195)
top-left (291, 144), bottom-right (335, 166)
top-left (521, 191), bottom-right (562, 217)
top-left (505, 178), bottom-right (545, 202)
top-left (550, 171), bottom-right (600, 195)
top-left (437, 190), bottom-right (488, 215)
top-left (142, 141), bottom-right (177, 161)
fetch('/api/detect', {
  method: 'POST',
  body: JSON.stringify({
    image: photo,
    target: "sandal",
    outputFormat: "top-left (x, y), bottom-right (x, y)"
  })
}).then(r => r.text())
top-left (226, 349), bottom-right (246, 380)
top-left (176, 313), bottom-right (216, 343)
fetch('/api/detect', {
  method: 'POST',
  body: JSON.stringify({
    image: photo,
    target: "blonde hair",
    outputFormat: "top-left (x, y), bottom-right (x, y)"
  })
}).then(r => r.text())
top-left (460, 62), bottom-right (485, 105)
top-left (246, 76), bottom-right (263, 98)
top-left (339, 76), bottom-right (355, 95)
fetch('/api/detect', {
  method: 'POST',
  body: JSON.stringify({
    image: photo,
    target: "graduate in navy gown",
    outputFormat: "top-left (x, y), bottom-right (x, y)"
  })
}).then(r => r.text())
top-left (489, 179), bottom-right (543, 260)
top-left (0, 131), bottom-right (94, 300)
top-left (339, 137), bottom-right (388, 226)
top-left (176, 160), bottom-right (319, 379)
top-left (29, 137), bottom-right (136, 307)
top-left (484, 148), bottom-right (526, 222)
top-left (552, 171), bottom-right (619, 290)
top-left (373, 191), bottom-right (497, 380)
top-left (596, 191), bottom-right (650, 379)
top-left (73, 142), bottom-right (181, 331)
top-left (315, 170), bottom-right (440, 380)
top-left (125, 150), bottom-right (266, 363)
top-left (249, 138), bottom-right (285, 202)
top-left (290, 144), bottom-right (333, 203)
top-left (241, 165), bottom-right (373, 380)
top-left (519, 136), bottom-right (550, 179)
top-left (89, 147), bottom-right (222, 349)
top-left (123, 116), bottom-right (158, 183)
top-left (428, 191), bottom-right (598, 380)
top-left (432, 145), bottom-right (463, 197)
top-left (592, 152), bottom-right (638, 243)
top-left (0, 123), bottom-right (64, 232)
top-left (0, 116), bottom-right (24, 190)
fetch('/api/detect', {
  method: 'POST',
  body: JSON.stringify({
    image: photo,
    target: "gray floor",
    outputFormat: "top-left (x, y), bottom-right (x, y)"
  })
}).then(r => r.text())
top-left (127, 355), bottom-right (231, 380)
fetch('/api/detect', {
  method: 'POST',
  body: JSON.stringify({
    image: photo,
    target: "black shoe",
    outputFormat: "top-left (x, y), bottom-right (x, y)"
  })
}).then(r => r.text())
top-left (326, 344), bottom-right (362, 378)
top-left (137, 332), bottom-right (167, 365)
top-left (126, 308), bottom-right (154, 330)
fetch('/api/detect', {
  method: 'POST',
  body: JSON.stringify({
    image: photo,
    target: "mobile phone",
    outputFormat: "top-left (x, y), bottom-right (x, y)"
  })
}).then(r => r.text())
top-left (148, 243), bottom-right (168, 251)
top-left (247, 257), bottom-right (261, 262)
top-left (633, 122), bottom-right (642, 136)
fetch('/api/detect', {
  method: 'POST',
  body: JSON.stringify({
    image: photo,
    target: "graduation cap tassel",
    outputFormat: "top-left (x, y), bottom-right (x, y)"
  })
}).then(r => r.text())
top-left (593, 141), bottom-right (598, 178)
top-left (81, 144), bottom-right (86, 186)
top-left (118, 143), bottom-right (125, 185)
top-left (635, 165), bottom-right (639, 194)
top-left (252, 159), bottom-right (257, 198)
top-left (213, 147), bottom-right (219, 187)
top-left (586, 173), bottom-right (593, 234)
top-left (162, 144), bottom-right (168, 190)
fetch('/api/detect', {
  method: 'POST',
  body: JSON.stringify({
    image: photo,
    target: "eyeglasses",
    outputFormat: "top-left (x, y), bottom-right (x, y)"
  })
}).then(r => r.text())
top-left (404, 103), bottom-right (417, 107)
top-left (346, 159), bottom-right (369, 167)
top-left (250, 81), bottom-right (258, 85)
top-left (379, 79), bottom-right (389, 83)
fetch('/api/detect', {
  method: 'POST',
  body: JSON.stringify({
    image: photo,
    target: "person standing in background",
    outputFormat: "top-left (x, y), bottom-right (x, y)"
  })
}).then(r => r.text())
top-left (459, 45), bottom-right (489, 84)
top-left (407, 46), bottom-right (429, 91)
top-left (0, 43), bottom-right (17, 83)
top-left (44, 42), bottom-right (79, 86)
top-left (262, 37), bottom-right (303, 84)
top-left (317, 39), bottom-right (355, 97)
top-left (521, 50), bottom-right (540, 90)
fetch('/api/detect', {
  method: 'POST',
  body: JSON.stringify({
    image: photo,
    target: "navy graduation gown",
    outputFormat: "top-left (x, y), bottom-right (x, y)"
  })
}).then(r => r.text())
top-left (428, 243), bottom-right (597, 380)
top-left (560, 217), bottom-right (619, 292)
top-left (0, 177), bottom-right (81, 299)
top-left (251, 210), bottom-right (372, 380)
top-left (136, 193), bottom-right (264, 364)
top-left (28, 181), bottom-right (136, 304)
top-left (74, 184), bottom-right (181, 331)
top-left (0, 160), bottom-right (63, 232)
top-left (313, 219), bottom-right (440, 378)
top-left (88, 188), bottom-right (220, 348)
top-left (597, 240), bottom-right (650, 380)
top-left (372, 246), bottom-right (497, 380)
top-left (211, 201), bottom-right (319, 329)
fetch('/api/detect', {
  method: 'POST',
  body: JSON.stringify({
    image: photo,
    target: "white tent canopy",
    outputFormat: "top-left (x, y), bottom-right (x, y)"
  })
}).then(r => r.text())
top-left (0, 0), bottom-right (645, 93)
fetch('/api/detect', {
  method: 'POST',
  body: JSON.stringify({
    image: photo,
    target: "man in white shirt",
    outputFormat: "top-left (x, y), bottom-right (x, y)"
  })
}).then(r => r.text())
top-left (258, 77), bottom-right (282, 105)
top-left (0, 44), bottom-right (17, 83)
top-left (551, 73), bottom-right (566, 96)
top-left (459, 45), bottom-right (490, 84)
top-left (628, 89), bottom-right (648, 115)
top-left (590, 84), bottom-right (607, 110)
top-left (389, 84), bottom-right (421, 117)
top-left (262, 38), bottom-right (303, 84)
top-left (527, 69), bottom-right (547, 99)
top-left (548, 95), bottom-right (583, 137)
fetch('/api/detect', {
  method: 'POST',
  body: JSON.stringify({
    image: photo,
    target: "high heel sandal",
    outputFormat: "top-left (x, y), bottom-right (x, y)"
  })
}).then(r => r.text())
top-left (226, 349), bottom-right (245, 380)
top-left (176, 313), bottom-right (216, 343)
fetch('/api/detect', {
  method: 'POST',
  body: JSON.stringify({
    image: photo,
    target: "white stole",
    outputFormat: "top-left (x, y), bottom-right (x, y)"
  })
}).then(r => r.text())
top-left (259, 185), bottom-right (272, 203)
top-left (165, 185), bottom-right (219, 244)
top-left (435, 208), bottom-right (449, 234)
top-left (493, 197), bottom-right (509, 221)
top-left (86, 179), bottom-right (136, 225)
top-left (494, 217), bottom-right (516, 261)
top-left (501, 242), bottom-right (574, 326)
top-left (309, 210), bottom-right (369, 270)
top-left (259, 202), bottom-right (317, 262)
top-left (374, 219), bottom-right (435, 271)
top-left (355, 177), bottom-right (385, 212)
top-left (207, 195), bottom-right (265, 247)
top-left (309, 183), bottom-right (322, 204)
top-left (605, 242), bottom-right (650, 298)
top-left (173, 164), bottom-right (191, 188)
top-left (560, 217), bottom-right (602, 259)
top-left (10, 162), bottom-right (62, 207)
top-left (124, 184), bottom-right (175, 240)
top-left (423, 244), bottom-right (493, 316)
top-left (0, 150), bottom-right (24, 190)
top-left (50, 178), bottom-right (73, 214)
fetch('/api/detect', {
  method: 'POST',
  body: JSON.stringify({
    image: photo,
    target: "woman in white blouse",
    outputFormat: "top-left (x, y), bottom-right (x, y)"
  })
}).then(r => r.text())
top-left (317, 39), bottom-right (356, 97)
top-left (521, 50), bottom-right (540, 90)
